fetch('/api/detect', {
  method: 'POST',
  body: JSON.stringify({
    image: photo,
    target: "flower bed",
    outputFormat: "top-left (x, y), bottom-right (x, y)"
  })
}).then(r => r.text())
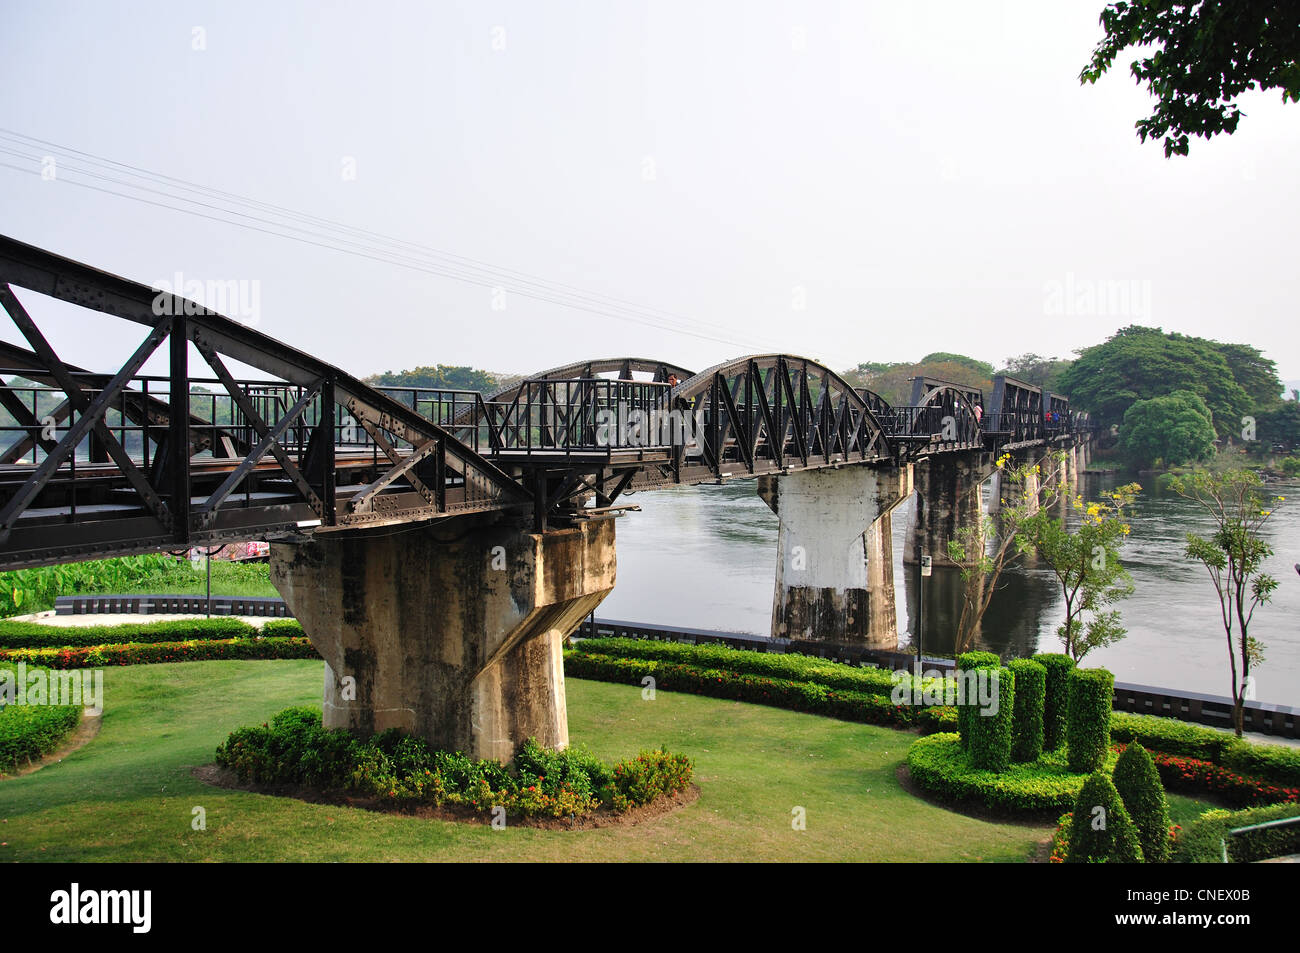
top-left (214, 706), bottom-right (693, 821)
top-left (0, 636), bottom-right (319, 668)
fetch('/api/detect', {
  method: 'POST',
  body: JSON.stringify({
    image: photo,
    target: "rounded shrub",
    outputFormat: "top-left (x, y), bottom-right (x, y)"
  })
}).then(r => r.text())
top-left (906, 733), bottom-right (1101, 813)
top-left (1008, 659), bottom-right (1046, 763)
top-left (955, 650), bottom-right (1001, 750)
top-left (1067, 667), bottom-right (1114, 773)
top-left (1067, 771), bottom-right (1144, 863)
top-left (1112, 743), bottom-right (1171, 863)
top-left (968, 666), bottom-right (1015, 773)
top-left (1031, 652), bottom-right (1075, 751)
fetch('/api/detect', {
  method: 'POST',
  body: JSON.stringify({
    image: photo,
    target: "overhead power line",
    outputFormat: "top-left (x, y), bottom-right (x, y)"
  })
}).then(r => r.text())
top-left (0, 128), bottom-right (779, 353)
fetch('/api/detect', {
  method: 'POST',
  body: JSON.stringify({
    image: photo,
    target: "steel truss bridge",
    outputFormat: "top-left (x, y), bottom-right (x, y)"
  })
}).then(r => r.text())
top-left (0, 236), bottom-right (1089, 569)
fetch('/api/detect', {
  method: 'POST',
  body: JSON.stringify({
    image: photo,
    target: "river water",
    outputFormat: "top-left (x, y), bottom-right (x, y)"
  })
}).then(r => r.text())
top-left (599, 472), bottom-right (1300, 707)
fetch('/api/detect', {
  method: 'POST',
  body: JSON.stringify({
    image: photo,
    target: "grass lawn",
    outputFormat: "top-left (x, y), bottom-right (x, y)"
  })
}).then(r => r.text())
top-left (0, 659), bottom-right (1216, 861)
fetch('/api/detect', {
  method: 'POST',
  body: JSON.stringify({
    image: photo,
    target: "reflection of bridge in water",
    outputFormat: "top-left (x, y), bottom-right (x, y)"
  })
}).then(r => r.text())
top-left (0, 235), bottom-right (1094, 760)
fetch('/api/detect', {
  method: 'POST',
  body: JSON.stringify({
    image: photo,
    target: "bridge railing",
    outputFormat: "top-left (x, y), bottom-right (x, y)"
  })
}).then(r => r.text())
top-left (479, 378), bottom-right (675, 454)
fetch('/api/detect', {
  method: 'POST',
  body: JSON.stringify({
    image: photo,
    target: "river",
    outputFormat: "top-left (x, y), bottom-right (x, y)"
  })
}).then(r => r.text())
top-left (599, 471), bottom-right (1300, 707)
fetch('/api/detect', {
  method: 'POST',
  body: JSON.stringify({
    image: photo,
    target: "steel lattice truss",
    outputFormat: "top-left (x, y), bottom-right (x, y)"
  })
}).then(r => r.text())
top-left (0, 236), bottom-right (1090, 568)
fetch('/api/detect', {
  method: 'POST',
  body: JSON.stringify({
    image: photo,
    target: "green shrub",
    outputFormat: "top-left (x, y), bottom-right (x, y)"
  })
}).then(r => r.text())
top-left (1032, 653), bottom-right (1075, 751)
top-left (260, 619), bottom-right (305, 637)
top-left (1109, 711), bottom-right (1300, 787)
top-left (563, 652), bottom-right (917, 727)
top-left (917, 705), bottom-right (958, 734)
top-left (1112, 743), bottom-right (1171, 863)
top-left (1008, 659), bottom-right (1046, 763)
top-left (0, 617), bottom-right (256, 649)
top-left (573, 637), bottom-right (906, 697)
top-left (967, 667), bottom-right (1015, 772)
top-left (215, 706), bottom-right (692, 819)
top-left (956, 651), bottom-right (1001, 750)
top-left (1067, 668), bottom-right (1114, 773)
top-left (0, 636), bottom-right (319, 668)
top-left (906, 733), bottom-right (1109, 813)
top-left (1067, 772), bottom-right (1144, 863)
top-left (1172, 803), bottom-right (1300, 863)
top-left (0, 701), bottom-right (81, 772)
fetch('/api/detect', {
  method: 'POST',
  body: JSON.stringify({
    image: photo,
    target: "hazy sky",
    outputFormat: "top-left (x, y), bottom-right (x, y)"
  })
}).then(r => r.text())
top-left (2, 0), bottom-right (1297, 384)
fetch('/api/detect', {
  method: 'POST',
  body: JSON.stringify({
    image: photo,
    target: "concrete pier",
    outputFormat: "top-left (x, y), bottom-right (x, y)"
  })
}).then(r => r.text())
top-left (905, 452), bottom-right (989, 567)
top-left (270, 517), bottom-right (616, 762)
top-left (759, 465), bottom-right (911, 645)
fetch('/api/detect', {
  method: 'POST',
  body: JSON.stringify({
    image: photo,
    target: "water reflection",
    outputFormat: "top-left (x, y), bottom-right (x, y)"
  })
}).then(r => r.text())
top-left (602, 470), bottom-right (1300, 705)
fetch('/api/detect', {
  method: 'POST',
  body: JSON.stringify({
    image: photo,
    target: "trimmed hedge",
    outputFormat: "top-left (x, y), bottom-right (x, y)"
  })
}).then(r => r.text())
top-left (0, 617), bottom-right (256, 649)
top-left (0, 637), bottom-right (320, 668)
top-left (968, 667), bottom-right (1015, 772)
top-left (1172, 803), bottom-right (1300, 863)
top-left (0, 702), bottom-right (81, 772)
top-left (956, 651), bottom-right (1001, 749)
top-left (1110, 711), bottom-right (1300, 787)
top-left (1113, 743), bottom-right (1172, 863)
top-left (259, 619), bottom-right (305, 637)
top-left (573, 637), bottom-right (909, 698)
top-left (906, 732), bottom-right (1112, 813)
top-left (1032, 653), bottom-right (1075, 751)
top-left (564, 652), bottom-right (916, 727)
top-left (1008, 658), bottom-right (1046, 763)
top-left (1067, 668), bottom-right (1114, 773)
top-left (1067, 772), bottom-right (1144, 863)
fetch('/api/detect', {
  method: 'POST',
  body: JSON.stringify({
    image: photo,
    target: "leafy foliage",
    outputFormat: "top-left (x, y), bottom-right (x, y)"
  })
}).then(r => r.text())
top-left (1081, 0), bottom-right (1300, 156)
top-left (1032, 653), bottom-right (1076, 751)
top-left (1008, 658), bottom-right (1046, 764)
top-left (215, 707), bottom-right (692, 817)
top-left (906, 733), bottom-right (1107, 813)
top-left (1067, 668), bottom-right (1115, 773)
top-left (1067, 772), bottom-right (1144, 863)
top-left (1173, 803), bottom-right (1300, 863)
top-left (363, 365), bottom-right (503, 392)
top-left (1056, 325), bottom-right (1254, 436)
top-left (1170, 468), bottom-right (1282, 736)
top-left (967, 667), bottom-right (1015, 772)
top-left (0, 698), bottom-right (81, 773)
top-left (1112, 743), bottom-right (1172, 863)
top-left (1020, 479), bottom-right (1139, 660)
top-left (1119, 392), bottom-right (1216, 469)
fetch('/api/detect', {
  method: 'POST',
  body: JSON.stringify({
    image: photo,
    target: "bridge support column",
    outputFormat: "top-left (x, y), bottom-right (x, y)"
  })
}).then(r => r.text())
top-left (758, 465), bottom-right (911, 644)
top-left (905, 453), bottom-right (989, 568)
top-left (270, 518), bottom-right (616, 763)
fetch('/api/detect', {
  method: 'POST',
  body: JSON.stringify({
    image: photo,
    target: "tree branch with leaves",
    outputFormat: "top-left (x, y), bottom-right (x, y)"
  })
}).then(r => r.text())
top-left (1169, 468), bottom-right (1282, 737)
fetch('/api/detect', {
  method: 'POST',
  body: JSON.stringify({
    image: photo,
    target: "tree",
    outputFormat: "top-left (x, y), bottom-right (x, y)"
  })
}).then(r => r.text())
top-left (1119, 391), bottom-right (1217, 469)
top-left (1057, 326), bottom-right (1251, 436)
top-left (1213, 342), bottom-right (1283, 410)
top-left (1169, 468), bottom-right (1282, 737)
top-left (1081, 1), bottom-right (1300, 157)
top-left (1022, 479), bottom-right (1140, 662)
top-left (1255, 401), bottom-right (1300, 451)
top-left (364, 365), bottom-right (502, 392)
top-left (996, 353), bottom-right (1073, 392)
top-left (947, 453), bottom-right (1061, 654)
